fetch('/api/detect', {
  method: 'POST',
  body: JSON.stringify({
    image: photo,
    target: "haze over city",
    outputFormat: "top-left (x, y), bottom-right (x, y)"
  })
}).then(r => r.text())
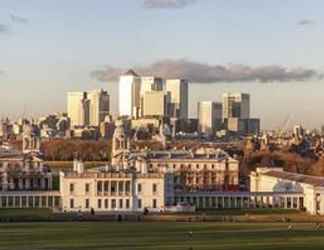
top-left (1, 0), bottom-right (324, 129)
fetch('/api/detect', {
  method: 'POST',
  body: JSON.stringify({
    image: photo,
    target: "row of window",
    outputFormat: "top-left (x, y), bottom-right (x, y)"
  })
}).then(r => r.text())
top-left (149, 162), bottom-right (231, 171)
top-left (69, 198), bottom-right (158, 209)
top-left (69, 183), bottom-right (159, 195)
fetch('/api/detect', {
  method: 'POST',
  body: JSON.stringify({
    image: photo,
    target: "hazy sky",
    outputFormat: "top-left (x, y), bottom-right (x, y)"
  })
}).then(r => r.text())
top-left (0, 0), bottom-right (324, 129)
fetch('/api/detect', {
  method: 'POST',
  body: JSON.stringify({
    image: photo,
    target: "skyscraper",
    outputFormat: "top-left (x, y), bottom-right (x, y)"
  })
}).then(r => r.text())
top-left (67, 89), bottom-right (109, 127)
top-left (87, 89), bottom-right (110, 126)
top-left (222, 93), bottom-right (250, 120)
top-left (165, 79), bottom-right (188, 119)
top-left (142, 91), bottom-right (171, 117)
top-left (67, 92), bottom-right (90, 127)
top-left (198, 101), bottom-right (222, 135)
top-left (118, 70), bottom-right (141, 117)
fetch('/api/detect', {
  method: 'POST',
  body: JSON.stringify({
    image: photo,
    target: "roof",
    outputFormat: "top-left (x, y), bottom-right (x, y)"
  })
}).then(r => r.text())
top-left (128, 149), bottom-right (234, 161)
top-left (124, 69), bottom-right (139, 77)
top-left (263, 170), bottom-right (324, 187)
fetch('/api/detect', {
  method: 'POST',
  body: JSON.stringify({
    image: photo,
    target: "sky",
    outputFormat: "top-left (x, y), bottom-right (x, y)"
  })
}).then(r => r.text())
top-left (0, 0), bottom-right (324, 129)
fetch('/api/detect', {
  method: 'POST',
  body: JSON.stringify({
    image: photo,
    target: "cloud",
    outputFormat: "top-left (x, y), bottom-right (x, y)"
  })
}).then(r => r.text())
top-left (91, 59), bottom-right (323, 83)
top-left (10, 14), bottom-right (29, 24)
top-left (143, 0), bottom-right (196, 9)
top-left (298, 19), bottom-right (315, 26)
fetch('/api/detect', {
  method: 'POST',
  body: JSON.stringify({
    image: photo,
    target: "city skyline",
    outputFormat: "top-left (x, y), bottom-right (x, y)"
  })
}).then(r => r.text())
top-left (1, 0), bottom-right (324, 129)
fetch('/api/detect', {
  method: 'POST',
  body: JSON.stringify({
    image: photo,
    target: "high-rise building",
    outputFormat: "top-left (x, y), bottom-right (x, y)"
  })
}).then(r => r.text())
top-left (67, 89), bottom-right (109, 127)
top-left (222, 93), bottom-right (250, 120)
top-left (118, 70), bottom-right (141, 117)
top-left (142, 91), bottom-right (171, 117)
top-left (139, 76), bottom-right (164, 117)
top-left (67, 92), bottom-right (90, 127)
top-left (140, 76), bottom-right (164, 96)
top-left (87, 89), bottom-right (110, 126)
top-left (198, 101), bottom-right (222, 135)
top-left (165, 79), bottom-right (188, 119)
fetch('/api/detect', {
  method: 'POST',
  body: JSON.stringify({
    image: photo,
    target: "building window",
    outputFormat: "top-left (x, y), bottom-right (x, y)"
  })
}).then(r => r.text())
top-left (196, 164), bottom-right (199, 169)
top-left (111, 199), bottom-right (116, 209)
top-left (153, 199), bottom-right (157, 209)
top-left (69, 183), bottom-right (74, 193)
top-left (111, 181), bottom-right (116, 193)
top-left (137, 183), bottom-right (142, 193)
top-left (85, 199), bottom-right (89, 209)
top-left (119, 199), bottom-right (123, 209)
top-left (85, 183), bottom-right (90, 193)
top-left (97, 181), bottom-right (102, 192)
top-left (104, 199), bottom-right (108, 209)
top-left (126, 199), bottom-right (130, 209)
top-left (104, 181), bottom-right (109, 192)
top-left (70, 199), bottom-right (74, 209)
top-left (138, 199), bottom-right (142, 209)
top-left (152, 184), bottom-right (157, 193)
top-left (98, 199), bottom-right (102, 209)
top-left (125, 181), bottom-right (130, 193)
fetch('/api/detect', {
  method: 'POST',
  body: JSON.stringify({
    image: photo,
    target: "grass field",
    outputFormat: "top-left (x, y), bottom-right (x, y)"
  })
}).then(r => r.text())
top-left (0, 222), bottom-right (324, 250)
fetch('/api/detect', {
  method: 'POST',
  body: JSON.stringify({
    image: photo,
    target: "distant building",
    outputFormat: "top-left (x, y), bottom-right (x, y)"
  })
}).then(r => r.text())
top-left (140, 76), bottom-right (164, 96)
top-left (142, 91), bottom-right (171, 117)
top-left (226, 117), bottom-right (260, 135)
top-left (198, 101), bottom-right (222, 135)
top-left (222, 93), bottom-right (260, 135)
top-left (67, 89), bottom-right (109, 128)
top-left (222, 93), bottom-right (250, 120)
top-left (165, 79), bottom-right (188, 119)
top-left (67, 92), bottom-right (90, 127)
top-left (87, 89), bottom-right (110, 127)
top-left (118, 70), bottom-right (141, 118)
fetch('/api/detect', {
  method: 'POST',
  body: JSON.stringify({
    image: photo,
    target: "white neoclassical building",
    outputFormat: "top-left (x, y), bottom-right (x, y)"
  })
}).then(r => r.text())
top-left (59, 160), bottom-right (174, 213)
top-left (250, 168), bottom-right (324, 215)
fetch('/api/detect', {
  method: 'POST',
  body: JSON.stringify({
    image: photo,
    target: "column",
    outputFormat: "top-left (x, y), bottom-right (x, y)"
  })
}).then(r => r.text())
top-left (284, 197), bottom-right (288, 209)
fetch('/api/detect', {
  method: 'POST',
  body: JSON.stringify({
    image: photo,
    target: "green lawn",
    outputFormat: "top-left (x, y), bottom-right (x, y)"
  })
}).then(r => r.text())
top-left (0, 222), bottom-right (324, 250)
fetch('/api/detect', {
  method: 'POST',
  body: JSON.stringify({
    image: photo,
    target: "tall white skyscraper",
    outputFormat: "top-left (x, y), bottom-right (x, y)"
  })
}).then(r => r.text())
top-left (118, 70), bottom-right (141, 117)
top-left (67, 92), bottom-right (90, 127)
top-left (198, 101), bottom-right (222, 135)
top-left (165, 79), bottom-right (188, 119)
top-left (222, 93), bottom-right (250, 120)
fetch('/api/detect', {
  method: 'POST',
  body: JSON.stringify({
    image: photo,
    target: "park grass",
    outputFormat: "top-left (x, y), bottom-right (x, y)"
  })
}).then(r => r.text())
top-left (0, 222), bottom-right (324, 250)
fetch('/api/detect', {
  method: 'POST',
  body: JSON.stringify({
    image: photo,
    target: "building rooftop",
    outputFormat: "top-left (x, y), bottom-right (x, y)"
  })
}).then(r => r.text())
top-left (124, 69), bottom-right (139, 77)
top-left (263, 170), bottom-right (324, 187)
top-left (128, 148), bottom-right (235, 161)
